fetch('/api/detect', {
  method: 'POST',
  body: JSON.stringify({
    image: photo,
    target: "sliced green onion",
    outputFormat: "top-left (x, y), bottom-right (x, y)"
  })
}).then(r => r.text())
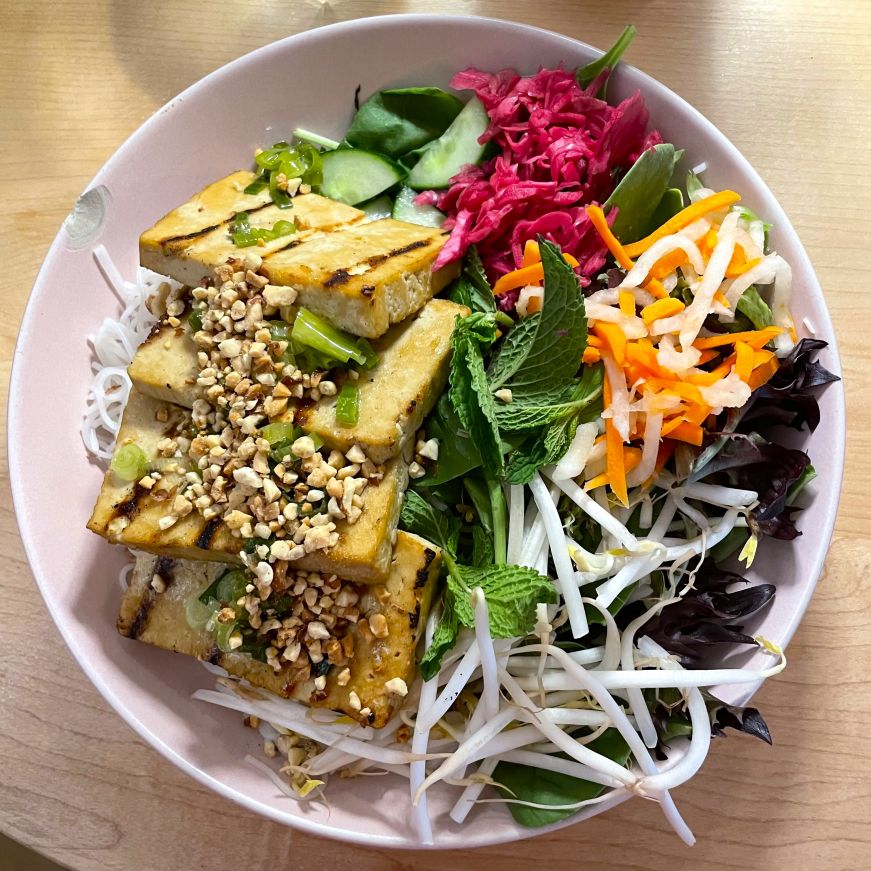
top-left (336, 383), bottom-right (360, 427)
top-left (188, 308), bottom-right (203, 332)
top-left (269, 169), bottom-right (294, 209)
top-left (268, 321), bottom-right (292, 343)
top-left (243, 175), bottom-right (269, 195)
top-left (254, 142), bottom-right (291, 171)
top-left (213, 618), bottom-right (238, 653)
top-left (291, 307), bottom-right (380, 368)
top-left (354, 337), bottom-right (380, 370)
top-left (111, 443), bottom-right (148, 482)
top-left (231, 211), bottom-right (297, 247)
top-left (293, 128), bottom-right (340, 151)
top-left (185, 594), bottom-right (215, 631)
top-left (215, 570), bottom-right (249, 605)
top-left (260, 421), bottom-right (297, 444)
top-left (252, 141), bottom-right (323, 206)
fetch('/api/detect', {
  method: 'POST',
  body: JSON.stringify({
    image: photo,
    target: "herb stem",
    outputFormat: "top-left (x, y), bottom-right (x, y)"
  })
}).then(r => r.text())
top-left (486, 473), bottom-right (508, 565)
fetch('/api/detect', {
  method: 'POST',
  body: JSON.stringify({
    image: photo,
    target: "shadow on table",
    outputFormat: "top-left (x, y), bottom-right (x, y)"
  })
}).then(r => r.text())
top-left (0, 833), bottom-right (70, 871)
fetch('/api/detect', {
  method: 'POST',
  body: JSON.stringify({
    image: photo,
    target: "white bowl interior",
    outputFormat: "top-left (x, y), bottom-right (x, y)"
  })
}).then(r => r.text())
top-left (9, 14), bottom-right (845, 849)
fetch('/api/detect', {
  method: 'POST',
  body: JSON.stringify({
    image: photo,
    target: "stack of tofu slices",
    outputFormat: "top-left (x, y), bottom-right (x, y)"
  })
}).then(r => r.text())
top-left (88, 170), bottom-right (467, 727)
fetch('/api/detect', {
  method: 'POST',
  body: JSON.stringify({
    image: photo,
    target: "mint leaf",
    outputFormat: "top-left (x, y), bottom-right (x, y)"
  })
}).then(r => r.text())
top-left (471, 526), bottom-right (495, 567)
top-left (447, 561), bottom-right (557, 638)
top-left (488, 239), bottom-right (588, 395)
top-left (449, 313), bottom-right (504, 476)
top-left (487, 315), bottom-right (540, 389)
top-left (399, 489), bottom-right (460, 553)
top-left (448, 247), bottom-right (497, 315)
top-left (605, 144), bottom-right (682, 243)
top-left (496, 366), bottom-right (603, 432)
top-left (419, 596), bottom-right (459, 681)
top-left (464, 247), bottom-right (497, 311)
top-left (504, 412), bottom-right (584, 485)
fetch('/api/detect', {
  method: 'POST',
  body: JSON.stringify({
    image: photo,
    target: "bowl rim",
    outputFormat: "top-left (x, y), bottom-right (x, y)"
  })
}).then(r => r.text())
top-left (9, 12), bottom-right (846, 849)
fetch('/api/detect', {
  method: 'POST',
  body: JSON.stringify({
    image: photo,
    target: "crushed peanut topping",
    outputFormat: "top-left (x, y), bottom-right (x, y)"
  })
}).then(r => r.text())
top-left (151, 262), bottom-right (384, 589)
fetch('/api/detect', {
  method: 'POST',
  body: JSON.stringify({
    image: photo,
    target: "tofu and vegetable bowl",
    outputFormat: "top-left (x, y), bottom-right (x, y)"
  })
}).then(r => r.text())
top-left (10, 16), bottom-right (844, 849)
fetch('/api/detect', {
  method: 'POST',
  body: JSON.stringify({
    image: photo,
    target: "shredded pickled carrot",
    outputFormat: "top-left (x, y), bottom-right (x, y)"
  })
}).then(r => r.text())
top-left (623, 190), bottom-right (742, 258)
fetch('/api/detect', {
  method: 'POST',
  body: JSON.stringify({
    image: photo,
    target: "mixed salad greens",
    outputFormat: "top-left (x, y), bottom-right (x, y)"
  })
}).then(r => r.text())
top-left (194, 26), bottom-right (839, 840)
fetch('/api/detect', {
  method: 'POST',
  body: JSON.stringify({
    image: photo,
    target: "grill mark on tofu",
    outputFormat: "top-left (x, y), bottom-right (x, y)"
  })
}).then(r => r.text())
top-left (124, 594), bottom-right (155, 640)
top-left (195, 519), bottom-right (221, 549)
top-left (409, 601), bottom-right (421, 630)
top-left (141, 320), bottom-right (169, 345)
top-left (113, 483), bottom-right (147, 520)
top-left (363, 238), bottom-right (432, 271)
top-left (161, 224), bottom-right (223, 246)
top-left (154, 556), bottom-right (176, 587)
top-left (324, 268), bottom-right (352, 288)
top-left (415, 548), bottom-right (436, 588)
top-left (160, 202), bottom-right (276, 246)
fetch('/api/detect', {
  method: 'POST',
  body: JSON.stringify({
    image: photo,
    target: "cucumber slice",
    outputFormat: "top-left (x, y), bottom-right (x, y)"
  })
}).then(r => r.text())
top-left (361, 194), bottom-right (395, 220)
top-left (320, 148), bottom-right (405, 205)
top-left (392, 186), bottom-right (445, 228)
top-left (407, 97), bottom-right (489, 191)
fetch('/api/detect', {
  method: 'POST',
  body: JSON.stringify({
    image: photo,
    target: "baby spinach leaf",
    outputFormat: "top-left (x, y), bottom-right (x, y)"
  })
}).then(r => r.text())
top-left (489, 239), bottom-right (588, 394)
top-left (605, 143), bottom-right (682, 243)
top-left (345, 87), bottom-right (464, 158)
top-left (399, 490), bottom-right (461, 553)
top-left (449, 313), bottom-right (504, 476)
top-left (496, 730), bottom-right (631, 827)
top-left (647, 187), bottom-right (684, 234)
top-left (576, 25), bottom-right (637, 97)
top-left (417, 393), bottom-right (483, 487)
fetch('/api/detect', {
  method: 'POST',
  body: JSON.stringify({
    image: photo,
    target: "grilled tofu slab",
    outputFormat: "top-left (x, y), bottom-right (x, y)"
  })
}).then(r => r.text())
top-left (128, 298), bottom-right (467, 462)
top-left (259, 219), bottom-right (460, 338)
top-left (140, 171), bottom-right (365, 287)
top-left (139, 171), bottom-right (459, 338)
top-left (118, 531), bottom-right (440, 727)
top-left (87, 390), bottom-right (408, 582)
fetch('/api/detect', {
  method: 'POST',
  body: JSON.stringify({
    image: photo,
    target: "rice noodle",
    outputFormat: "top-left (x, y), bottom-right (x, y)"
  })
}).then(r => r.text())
top-left (82, 247), bottom-right (173, 459)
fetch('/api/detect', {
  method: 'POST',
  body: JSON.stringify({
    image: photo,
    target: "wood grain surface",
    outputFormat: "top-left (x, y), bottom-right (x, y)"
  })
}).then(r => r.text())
top-left (2, 1), bottom-right (870, 869)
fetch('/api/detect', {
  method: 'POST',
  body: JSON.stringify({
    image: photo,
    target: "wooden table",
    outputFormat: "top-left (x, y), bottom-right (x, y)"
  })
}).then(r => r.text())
top-left (2, 1), bottom-right (870, 869)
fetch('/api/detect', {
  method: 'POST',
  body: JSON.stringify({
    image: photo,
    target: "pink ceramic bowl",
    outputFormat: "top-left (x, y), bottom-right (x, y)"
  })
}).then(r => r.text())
top-left (9, 14), bottom-right (845, 848)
